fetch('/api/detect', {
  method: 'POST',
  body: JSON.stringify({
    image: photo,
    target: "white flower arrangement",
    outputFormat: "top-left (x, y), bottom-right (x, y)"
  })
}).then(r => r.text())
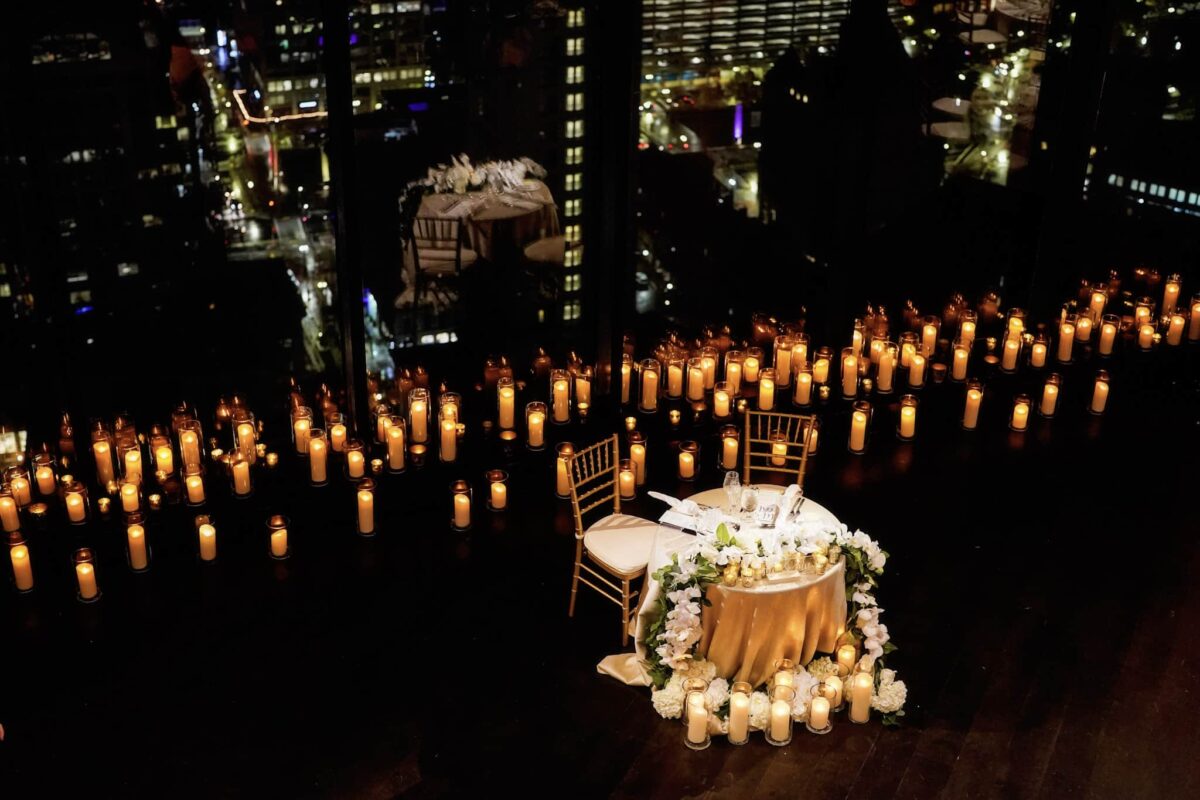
top-left (412, 154), bottom-right (548, 195)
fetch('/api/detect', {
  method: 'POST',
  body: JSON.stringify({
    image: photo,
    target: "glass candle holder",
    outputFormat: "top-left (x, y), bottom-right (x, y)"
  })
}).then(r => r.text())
top-left (1163, 273), bottom-right (1181, 314)
top-left (963, 379), bottom-right (983, 430)
top-left (232, 411), bottom-right (257, 465)
top-left (230, 454), bottom-right (253, 498)
top-left (438, 391), bottom-right (462, 425)
top-left (1010, 393), bottom-right (1032, 432)
top-left (438, 417), bottom-right (458, 464)
top-left (876, 341), bottom-right (897, 394)
top-left (743, 346), bottom-right (764, 384)
top-left (792, 367), bottom-right (814, 407)
top-left (496, 376), bottom-right (517, 432)
top-left (550, 369), bottom-right (571, 424)
top-left (683, 678), bottom-right (711, 750)
top-left (386, 418), bottom-right (407, 473)
top-left (525, 402), bottom-right (547, 450)
top-left (897, 394), bottom-right (918, 440)
top-left (628, 432), bottom-right (646, 486)
top-left (677, 441), bottom-right (699, 482)
top-left (1166, 310), bottom-right (1187, 346)
top-left (769, 431), bottom-right (788, 466)
top-left (1138, 321), bottom-right (1155, 350)
top-left (74, 547), bottom-right (100, 602)
top-left (950, 338), bottom-right (970, 381)
top-left (408, 388), bottom-right (430, 444)
top-left (356, 478), bottom-right (377, 536)
top-left (267, 514), bottom-right (290, 560)
top-left (344, 439), bottom-right (367, 479)
top-left (727, 681), bottom-right (753, 745)
top-left (806, 688), bottom-right (833, 735)
top-left (772, 335), bottom-right (795, 387)
top-left (195, 514), bottom-right (217, 563)
top-left (685, 357), bottom-right (705, 402)
top-left (639, 359), bottom-right (661, 413)
top-left (620, 353), bottom-right (633, 405)
top-left (292, 406), bottom-right (313, 454)
top-left (921, 315), bottom-right (940, 358)
top-left (0, 489), bottom-right (18, 534)
top-left (765, 685), bottom-right (795, 746)
top-left (773, 658), bottom-right (797, 689)
top-left (1088, 286), bottom-right (1108, 319)
top-left (1008, 307), bottom-right (1027, 336)
top-left (908, 352), bottom-right (927, 388)
top-left (668, 409), bottom-right (681, 427)
top-left (1098, 313), bottom-right (1120, 355)
top-left (1189, 293), bottom-right (1200, 341)
top-left (32, 453), bottom-right (57, 498)
top-left (8, 531), bottom-right (34, 593)
top-left (181, 463), bottom-right (205, 506)
top-left (307, 428), bottom-right (329, 485)
top-left (719, 425), bottom-right (740, 471)
top-left (122, 446), bottom-right (144, 486)
top-left (712, 381), bottom-right (733, 418)
top-left (1075, 313), bottom-right (1094, 343)
top-left (555, 442), bottom-right (575, 498)
top-left (574, 365), bottom-right (594, 410)
top-left (326, 412), bottom-right (347, 452)
top-left (178, 419), bottom-right (205, 473)
top-left (450, 480), bottom-right (472, 531)
top-left (848, 400), bottom-right (871, 454)
top-left (699, 346), bottom-right (719, 390)
top-left (1039, 373), bottom-right (1062, 418)
top-left (724, 350), bottom-right (745, 394)
top-left (1000, 331), bottom-right (1021, 373)
top-left (1090, 370), bottom-right (1111, 415)
top-left (480, 469), bottom-right (508, 512)
top-left (803, 417), bottom-right (821, 456)
top-left (1134, 296), bottom-right (1155, 327)
top-left (373, 402), bottom-right (393, 444)
top-left (118, 478), bottom-right (142, 514)
top-left (959, 310), bottom-right (977, 349)
top-left (1056, 316), bottom-right (1076, 363)
top-left (849, 671), bottom-right (874, 723)
top-left (839, 347), bottom-right (858, 398)
top-left (64, 481), bottom-right (89, 524)
top-left (898, 332), bottom-right (918, 369)
top-left (758, 367), bottom-right (778, 410)
top-left (617, 459), bottom-right (636, 500)
top-left (812, 347), bottom-right (832, 386)
top-left (661, 355), bottom-right (683, 400)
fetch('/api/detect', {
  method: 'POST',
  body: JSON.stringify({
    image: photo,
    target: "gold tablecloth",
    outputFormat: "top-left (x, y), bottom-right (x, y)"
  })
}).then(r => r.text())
top-left (417, 180), bottom-right (558, 260)
top-left (597, 487), bottom-right (847, 688)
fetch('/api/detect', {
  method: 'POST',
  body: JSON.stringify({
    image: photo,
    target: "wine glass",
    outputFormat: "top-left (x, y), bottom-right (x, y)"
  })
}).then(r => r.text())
top-left (723, 471), bottom-right (741, 513)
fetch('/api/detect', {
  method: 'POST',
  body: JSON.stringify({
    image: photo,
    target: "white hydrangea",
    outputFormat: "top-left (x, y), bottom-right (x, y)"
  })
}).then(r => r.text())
top-left (651, 676), bottom-right (686, 719)
top-left (748, 691), bottom-right (771, 731)
top-left (790, 671), bottom-right (820, 720)
top-left (705, 678), bottom-right (730, 710)
top-left (805, 656), bottom-right (837, 682)
top-left (871, 678), bottom-right (907, 714)
top-left (678, 659), bottom-right (718, 683)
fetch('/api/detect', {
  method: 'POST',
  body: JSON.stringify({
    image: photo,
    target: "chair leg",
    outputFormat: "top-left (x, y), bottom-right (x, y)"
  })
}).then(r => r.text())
top-left (568, 559), bottom-right (582, 617)
top-left (621, 578), bottom-right (632, 647)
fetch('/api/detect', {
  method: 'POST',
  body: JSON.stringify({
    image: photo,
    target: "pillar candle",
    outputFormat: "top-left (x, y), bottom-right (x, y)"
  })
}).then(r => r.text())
top-left (9, 478), bottom-right (30, 506)
top-left (952, 346), bottom-right (968, 380)
top-left (76, 562), bottom-right (99, 600)
top-left (852, 329), bottom-right (863, 355)
top-left (198, 523), bottom-right (217, 562)
top-left (714, 388), bottom-right (731, 417)
top-left (155, 446), bottom-right (176, 476)
top-left (1075, 316), bottom-right (1092, 342)
top-left (728, 692), bottom-right (750, 742)
top-left (120, 482), bottom-right (139, 513)
top-left (771, 440), bottom-right (787, 466)
top-left (1057, 324), bottom-right (1074, 361)
top-left (1164, 279), bottom-right (1180, 314)
top-left (759, 377), bottom-right (776, 410)
top-left (527, 411), bottom-right (545, 448)
top-left (963, 388), bottom-right (982, 429)
top-left (575, 376), bottom-right (591, 408)
top-left (642, 369), bottom-right (659, 410)
top-left (499, 386), bottom-right (516, 428)
top-left (556, 454), bottom-right (572, 496)
top-left (702, 355), bottom-right (717, 388)
top-left (1091, 379), bottom-right (1110, 414)
top-left (1030, 341), bottom-right (1047, 368)
top-left (270, 526), bottom-right (288, 558)
top-left (1041, 382), bottom-right (1059, 416)
top-left (490, 482), bottom-right (507, 510)
top-left (687, 705), bottom-right (709, 745)
top-left (347, 450), bottom-right (365, 478)
top-left (10, 544), bottom-right (33, 591)
top-left (0, 496), bottom-right (19, 532)
top-left (237, 423), bottom-right (256, 462)
top-left (387, 425), bottom-right (406, 471)
top-left (792, 342), bottom-right (808, 370)
top-left (960, 320), bottom-right (976, 348)
top-left (922, 323), bottom-right (937, 357)
top-left (1089, 291), bottom-right (1107, 319)
top-left (631, 444), bottom-right (646, 486)
top-left (619, 468), bottom-right (635, 499)
top-left (186, 475), bottom-right (205, 504)
top-left (1167, 314), bottom-right (1185, 345)
top-left (293, 418), bottom-right (311, 454)
top-left (877, 351), bottom-right (894, 393)
top-left (1190, 301), bottom-right (1200, 341)
top-left (410, 400), bottom-right (428, 443)
top-left (899, 405), bottom-right (916, 438)
top-left (849, 411), bottom-right (868, 452)
top-left (900, 341), bottom-right (915, 368)
top-left (1099, 322), bottom-right (1117, 355)
top-left (775, 347), bottom-right (792, 385)
top-left (667, 363), bottom-right (683, 397)
top-left (66, 492), bottom-right (86, 523)
top-left (124, 450), bottom-right (142, 484)
top-left (769, 697), bottom-right (790, 741)
top-left (180, 431), bottom-right (201, 468)
top-left (1002, 337), bottom-right (1019, 371)
top-left (812, 358), bottom-right (828, 385)
top-left (94, 442), bottom-right (115, 486)
top-left (837, 644), bottom-right (857, 674)
top-left (794, 373), bottom-right (813, 405)
top-left (620, 362), bottom-right (631, 404)
top-left (330, 423), bottom-right (347, 452)
top-left (687, 365), bottom-right (705, 401)
top-left (908, 354), bottom-right (926, 387)
top-left (678, 451), bottom-right (695, 479)
top-left (849, 672), bottom-right (873, 723)
top-left (1138, 323), bottom-right (1154, 349)
top-left (233, 460), bottom-right (251, 495)
top-left (1012, 399), bottom-right (1030, 431)
top-left (841, 355), bottom-right (857, 397)
top-left (309, 438), bottom-right (328, 483)
top-left (358, 490), bottom-right (375, 534)
top-left (825, 675), bottom-right (844, 707)
top-left (453, 492), bottom-right (471, 528)
top-left (438, 420), bottom-right (457, 462)
top-left (35, 466), bottom-right (56, 496)
top-left (722, 436), bottom-right (738, 470)
top-left (377, 412), bottom-right (391, 443)
top-left (809, 695), bottom-right (830, 730)
top-left (743, 356), bottom-right (760, 383)
top-left (553, 378), bottom-right (570, 422)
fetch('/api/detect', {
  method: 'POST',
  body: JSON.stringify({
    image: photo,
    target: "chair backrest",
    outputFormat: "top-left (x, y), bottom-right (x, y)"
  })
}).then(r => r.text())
top-left (567, 434), bottom-right (621, 538)
top-left (742, 408), bottom-right (816, 488)
top-left (409, 216), bottom-right (464, 276)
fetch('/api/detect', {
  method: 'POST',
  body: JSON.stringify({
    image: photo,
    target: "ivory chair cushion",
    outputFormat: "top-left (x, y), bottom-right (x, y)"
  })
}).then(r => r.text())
top-left (583, 514), bottom-right (658, 575)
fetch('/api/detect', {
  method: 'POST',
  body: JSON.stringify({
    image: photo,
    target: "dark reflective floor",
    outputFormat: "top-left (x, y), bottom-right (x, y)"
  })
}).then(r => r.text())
top-left (1, 342), bottom-right (1198, 799)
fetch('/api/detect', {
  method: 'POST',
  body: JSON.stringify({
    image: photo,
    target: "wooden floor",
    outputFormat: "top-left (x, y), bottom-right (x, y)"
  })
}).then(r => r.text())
top-left (1, 347), bottom-right (1197, 798)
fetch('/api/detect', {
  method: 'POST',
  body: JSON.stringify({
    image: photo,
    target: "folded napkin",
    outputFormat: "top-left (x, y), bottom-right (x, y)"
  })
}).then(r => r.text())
top-left (648, 491), bottom-right (700, 517)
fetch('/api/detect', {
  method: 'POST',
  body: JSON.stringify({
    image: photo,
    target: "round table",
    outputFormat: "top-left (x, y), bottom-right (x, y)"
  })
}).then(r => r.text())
top-left (417, 180), bottom-right (559, 261)
top-left (597, 486), bottom-right (848, 688)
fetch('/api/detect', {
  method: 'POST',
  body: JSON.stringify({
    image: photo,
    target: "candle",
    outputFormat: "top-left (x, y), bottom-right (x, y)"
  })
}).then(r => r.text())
top-left (0, 496), bottom-right (19, 532)
top-left (124, 450), bottom-right (142, 484)
top-left (120, 482), bottom-right (139, 513)
top-left (714, 387), bottom-right (731, 417)
top-left (358, 490), bottom-right (375, 534)
top-left (837, 644), bottom-right (857, 675)
top-left (1001, 336), bottom-right (1019, 371)
top-left (1040, 380), bottom-right (1059, 416)
top-left (410, 400), bottom-right (428, 443)
top-left (922, 323), bottom-right (937, 357)
top-left (1011, 398), bottom-right (1030, 431)
top-left (952, 345), bottom-right (968, 380)
top-left (270, 525), bottom-right (288, 558)
top-left (908, 354), bottom-right (925, 387)
top-left (841, 354), bottom-right (857, 397)
top-left (556, 447), bottom-right (574, 496)
top-left (668, 409), bottom-right (681, 426)
top-left (775, 670), bottom-right (795, 688)
top-left (809, 695), bottom-right (831, 730)
top-left (1167, 313), bottom-right (1185, 345)
top-left (812, 357), bottom-right (828, 385)
top-left (75, 562), bottom-right (99, 600)
top-left (702, 355), bottom-right (717, 388)
top-left (347, 450), bottom-right (365, 478)
top-left (154, 444), bottom-right (175, 476)
top-left (66, 491), bottom-right (86, 523)
top-left (1057, 323), bottom-right (1075, 361)
top-left (667, 363), bottom-right (683, 397)
top-left (1099, 322), bottom-right (1117, 355)
top-left (574, 375), bottom-right (591, 408)
top-left (849, 410), bottom-right (868, 452)
top-left (499, 386), bottom-right (516, 428)
top-left (233, 460), bottom-right (251, 496)
top-left (527, 411), bottom-right (545, 449)
top-left (1190, 300), bottom-right (1200, 341)
top-left (1031, 341), bottom-right (1047, 368)
top-left (198, 523), bottom-right (217, 562)
top-left (453, 492), bottom-right (471, 529)
top-left (825, 675), bottom-right (844, 707)
top-left (877, 350), bottom-right (894, 393)
top-left (899, 403), bottom-right (916, 439)
top-left (8, 477), bottom-right (29, 507)
top-left (849, 672), bottom-right (873, 723)
top-left (792, 341), bottom-right (808, 369)
top-left (794, 372), bottom-right (813, 405)
top-left (722, 435), bottom-right (738, 470)
top-left (293, 418), bottom-right (311, 454)
top-left (440, 419), bottom-right (457, 462)
top-left (35, 466), bottom-right (55, 496)
top-left (1091, 376), bottom-right (1110, 414)
top-left (10, 545), bottom-right (33, 591)
top-left (309, 437), bottom-right (328, 483)
top-left (1090, 290), bottom-right (1107, 319)
top-left (686, 705), bottom-right (709, 746)
top-left (678, 451), bottom-right (695, 480)
top-left (619, 466), bottom-right (635, 499)
top-left (387, 425), bottom-right (406, 470)
top-left (775, 347), bottom-right (792, 385)
top-left (743, 355), bottom-right (760, 383)
top-left (728, 691), bottom-right (750, 742)
top-left (1138, 323), bottom-right (1154, 349)
top-left (630, 443), bottom-right (646, 486)
top-left (186, 475), bottom-right (205, 504)
top-left (94, 441), bottom-right (115, 486)
top-left (1164, 277), bottom-right (1180, 314)
top-left (963, 387), bottom-right (982, 429)
top-left (687, 364), bottom-right (705, 401)
top-left (490, 481), bottom-right (507, 510)
top-left (1075, 316), bottom-right (1092, 342)
top-left (620, 361), bottom-right (631, 404)
top-left (180, 431), bottom-right (201, 468)
top-left (553, 378), bottom-right (570, 422)
top-left (237, 423), bottom-right (256, 462)
top-left (900, 340), bottom-right (915, 368)
top-left (771, 439), bottom-right (787, 466)
top-left (759, 375), bottom-right (776, 410)
top-left (642, 368), bottom-right (659, 410)
top-left (960, 320), bottom-right (976, 348)
top-left (330, 423), bottom-right (347, 452)
top-left (769, 697), bottom-right (790, 742)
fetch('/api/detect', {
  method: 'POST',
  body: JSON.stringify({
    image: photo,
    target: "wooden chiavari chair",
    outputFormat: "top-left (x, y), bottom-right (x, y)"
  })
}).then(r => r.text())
top-left (741, 408), bottom-right (817, 489)
top-left (566, 434), bottom-right (658, 645)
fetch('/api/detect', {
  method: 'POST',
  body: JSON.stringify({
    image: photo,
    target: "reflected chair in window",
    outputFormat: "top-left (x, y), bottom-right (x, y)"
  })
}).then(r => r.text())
top-left (741, 409), bottom-right (816, 489)
top-left (566, 434), bottom-right (658, 645)
top-left (400, 216), bottom-right (478, 340)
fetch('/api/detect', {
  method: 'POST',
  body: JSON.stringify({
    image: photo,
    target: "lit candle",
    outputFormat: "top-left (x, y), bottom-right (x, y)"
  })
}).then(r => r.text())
top-left (908, 354), bottom-right (926, 387)
top-left (357, 490), bottom-right (375, 534)
top-left (667, 363), bottom-right (683, 397)
top-left (825, 675), bottom-right (844, 707)
top-left (1164, 277), bottom-right (1180, 314)
top-left (1099, 322), bottom-right (1117, 355)
top-left (233, 460), bottom-right (251, 496)
top-left (35, 466), bottom-right (56, 496)
top-left (93, 441), bottom-right (115, 486)
top-left (293, 418), bottom-right (311, 454)
top-left (687, 364), bottom-right (705, 401)
top-left (952, 345), bottom-right (968, 380)
top-left (527, 411), bottom-right (545, 449)
top-left (722, 435), bottom-right (738, 470)
top-left (794, 372), bottom-right (813, 405)
top-left (759, 375), bottom-right (776, 410)
top-left (1057, 322), bottom-right (1075, 362)
top-left (556, 446), bottom-right (574, 496)
top-left (1190, 300), bottom-right (1200, 341)
top-left (453, 491), bottom-right (471, 529)
top-left (922, 323), bottom-right (937, 357)
top-left (237, 423), bottom-right (256, 462)
top-left (10, 545), bottom-right (33, 591)
top-left (198, 523), bottom-right (217, 562)
top-left (155, 444), bottom-right (176, 475)
top-left (702, 355), bottom-right (717, 388)
top-left (330, 423), bottom-right (347, 452)
top-left (309, 437), bottom-right (328, 483)
top-left (849, 672), bottom-right (873, 723)
top-left (960, 320), bottom-right (976, 348)
top-left (899, 403), bottom-right (916, 439)
top-left (642, 368), bottom-right (659, 410)
top-left (1, 496), bottom-right (20, 532)
top-left (771, 439), bottom-right (787, 466)
top-left (1138, 323), bottom-right (1154, 349)
top-left (686, 705), bottom-right (709, 746)
top-left (775, 346), bottom-right (792, 385)
top-left (180, 430), bottom-right (201, 468)
top-left (1167, 313), bottom-right (1185, 346)
top-left (270, 525), bottom-right (288, 558)
top-left (387, 425), bottom-right (406, 471)
top-left (963, 387), bottom-right (982, 430)
top-left (1040, 380), bottom-right (1059, 416)
top-left (619, 466), bottom-right (635, 499)
top-left (769, 696), bottom-right (790, 742)
top-left (812, 357), bottom-right (828, 385)
top-left (1091, 375), bottom-right (1110, 414)
top-left (837, 644), bottom-right (857, 675)
top-left (66, 491), bottom-right (86, 523)
top-left (410, 400), bottom-right (428, 443)
top-left (743, 355), bottom-right (760, 383)
top-left (620, 361), bottom-right (631, 404)
top-left (9, 477), bottom-right (30, 507)
top-left (1011, 397), bottom-right (1030, 431)
top-left (186, 475), bottom-right (205, 504)
top-left (1075, 316), bottom-right (1092, 342)
top-left (120, 482), bottom-right (139, 513)
top-left (714, 387), bottom-right (731, 417)
top-left (124, 450), bottom-right (142, 484)
top-left (900, 340), bottom-right (915, 368)
top-left (440, 419), bottom-right (457, 462)
top-left (849, 410), bottom-right (868, 452)
top-left (347, 450), bottom-right (365, 478)
top-left (1089, 290), bottom-right (1107, 319)
top-left (678, 451), bottom-right (695, 480)
top-left (792, 341), bottom-right (808, 369)
top-left (728, 691), bottom-right (750, 742)
top-left (75, 562), bottom-right (99, 600)
top-left (630, 443), bottom-right (646, 486)
top-left (809, 695), bottom-right (830, 730)
top-left (498, 385), bottom-right (516, 428)
top-left (1030, 340), bottom-right (1047, 368)
top-left (775, 670), bottom-right (795, 689)
top-left (841, 354), bottom-right (858, 397)
top-left (668, 409), bottom-right (681, 426)
top-left (877, 350), bottom-right (894, 393)
top-left (553, 378), bottom-right (570, 423)
top-left (1002, 336), bottom-right (1019, 371)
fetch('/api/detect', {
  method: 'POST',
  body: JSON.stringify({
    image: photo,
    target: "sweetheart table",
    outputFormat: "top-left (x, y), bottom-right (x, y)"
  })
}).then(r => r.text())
top-left (417, 180), bottom-right (558, 261)
top-left (598, 486), bottom-right (848, 688)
